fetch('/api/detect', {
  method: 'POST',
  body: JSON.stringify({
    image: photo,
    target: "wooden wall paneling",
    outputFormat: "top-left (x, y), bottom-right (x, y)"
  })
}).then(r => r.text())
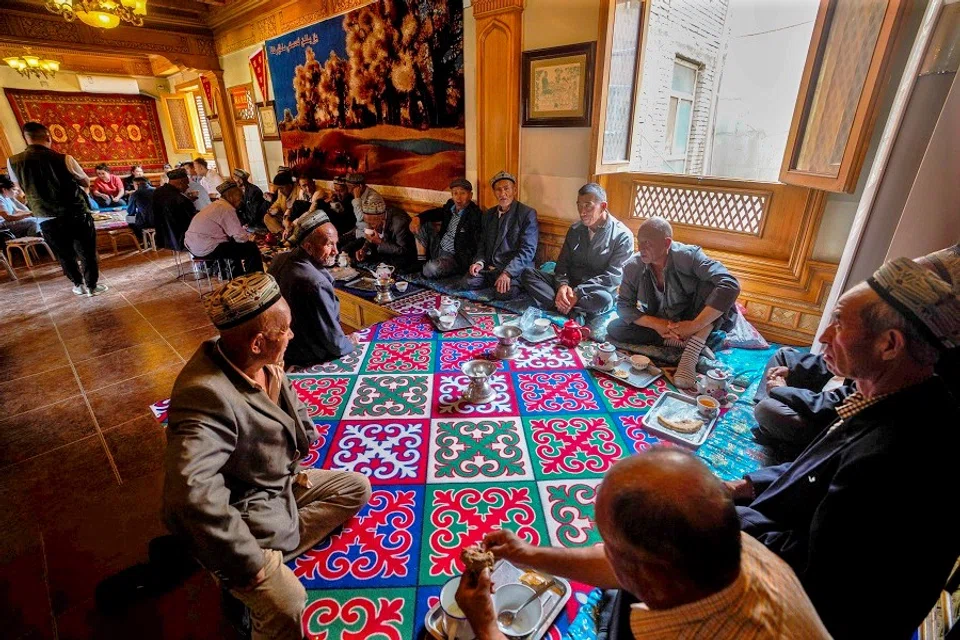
top-left (211, 72), bottom-right (243, 175)
top-left (473, 0), bottom-right (524, 209)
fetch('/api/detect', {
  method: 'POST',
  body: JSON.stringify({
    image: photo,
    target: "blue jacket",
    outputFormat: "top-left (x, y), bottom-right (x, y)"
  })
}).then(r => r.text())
top-left (126, 184), bottom-right (155, 228)
top-left (473, 200), bottom-right (539, 278)
top-left (739, 376), bottom-right (960, 639)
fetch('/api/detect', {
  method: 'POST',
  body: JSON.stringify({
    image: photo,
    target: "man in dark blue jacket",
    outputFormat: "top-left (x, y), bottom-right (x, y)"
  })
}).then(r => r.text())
top-left (464, 171), bottom-right (538, 300)
top-left (752, 349), bottom-right (852, 461)
top-left (125, 176), bottom-right (155, 238)
top-left (726, 257), bottom-right (960, 639)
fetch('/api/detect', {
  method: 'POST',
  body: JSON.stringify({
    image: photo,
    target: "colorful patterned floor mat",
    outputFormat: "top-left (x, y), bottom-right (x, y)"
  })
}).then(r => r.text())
top-left (151, 316), bottom-right (781, 639)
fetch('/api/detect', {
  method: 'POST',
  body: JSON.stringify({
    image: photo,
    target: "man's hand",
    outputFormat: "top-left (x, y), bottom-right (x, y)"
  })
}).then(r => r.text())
top-left (666, 320), bottom-right (699, 341)
top-left (555, 285), bottom-right (578, 315)
top-left (348, 333), bottom-right (361, 345)
top-left (469, 262), bottom-right (483, 277)
top-left (495, 272), bottom-right (512, 295)
top-left (355, 248), bottom-right (367, 262)
top-left (723, 478), bottom-right (755, 504)
top-left (351, 185), bottom-right (364, 200)
top-left (483, 529), bottom-right (531, 565)
top-left (766, 375), bottom-right (787, 392)
top-left (367, 230), bottom-right (383, 245)
top-left (455, 568), bottom-right (502, 640)
top-left (640, 316), bottom-right (675, 339)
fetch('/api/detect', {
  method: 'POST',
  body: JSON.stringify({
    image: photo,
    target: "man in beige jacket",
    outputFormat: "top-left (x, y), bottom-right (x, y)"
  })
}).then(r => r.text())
top-left (163, 272), bottom-right (371, 640)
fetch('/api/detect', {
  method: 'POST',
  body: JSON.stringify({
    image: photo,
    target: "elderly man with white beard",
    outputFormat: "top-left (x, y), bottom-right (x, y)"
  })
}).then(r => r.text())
top-left (268, 210), bottom-right (356, 367)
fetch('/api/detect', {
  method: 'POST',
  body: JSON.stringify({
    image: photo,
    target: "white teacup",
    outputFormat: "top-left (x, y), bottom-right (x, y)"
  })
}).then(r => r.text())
top-left (629, 354), bottom-right (650, 371)
top-left (438, 314), bottom-right (457, 330)
top-left (696, 394), bottom-right (720, 418)
top-left (440, 576), bottom-right (474, 640)
top-left (396, 281), bottom-right (409, 293)
top-left (532, 318), bottom-right (551, 334)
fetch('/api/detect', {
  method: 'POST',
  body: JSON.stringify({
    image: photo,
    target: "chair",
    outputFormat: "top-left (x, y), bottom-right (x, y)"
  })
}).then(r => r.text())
top-left (108, 228), bottom-right (142, 254)
top-left (5, 236), bottom-right (55, 268)
top-left (190, 255), bottom-right (235, 299)
top-left (0, 251), bottom-right (17, 280)
top-left (141, 228), bottom-right (157, 252)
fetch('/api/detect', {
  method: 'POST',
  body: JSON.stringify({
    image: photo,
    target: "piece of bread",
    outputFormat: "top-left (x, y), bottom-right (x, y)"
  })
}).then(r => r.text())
top-left (461, 544), bottom-right (495, 575)
top-left (657, 414), bottom-right (703, 434)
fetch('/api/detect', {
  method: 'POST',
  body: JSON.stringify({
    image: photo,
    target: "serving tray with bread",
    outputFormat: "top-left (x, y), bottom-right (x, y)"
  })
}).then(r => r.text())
top-left (641, 391), bottom-right (720, 448)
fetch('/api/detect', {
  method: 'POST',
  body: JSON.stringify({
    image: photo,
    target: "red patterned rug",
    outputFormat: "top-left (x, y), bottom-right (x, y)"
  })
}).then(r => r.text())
top-left (4, 88), bottom-right (169, 172)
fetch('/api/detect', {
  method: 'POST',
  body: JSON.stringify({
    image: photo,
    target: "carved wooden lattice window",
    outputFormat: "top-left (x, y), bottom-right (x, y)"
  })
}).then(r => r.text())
top-left (630, 181), bottom-right (770, 236)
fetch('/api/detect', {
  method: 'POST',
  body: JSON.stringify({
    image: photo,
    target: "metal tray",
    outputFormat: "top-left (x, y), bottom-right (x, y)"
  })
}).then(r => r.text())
top-left (343, 276), bottom-right (376, 292)
top-left (425, 560), bottom-right (571, 640)
top-left (502, 321), bottom-right (557, 345)
top-left (587, 360), bottom-right (662, 389)
top-left (641, 391), bottom-right (719, 448)
top-left (426, 308), bottom-right (475, 333)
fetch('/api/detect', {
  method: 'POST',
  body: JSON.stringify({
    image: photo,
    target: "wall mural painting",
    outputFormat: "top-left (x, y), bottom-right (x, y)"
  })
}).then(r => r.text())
top-left (265, 0), bottom-right (465, 192)
top-left (4, 88), bottom-right (169, 172)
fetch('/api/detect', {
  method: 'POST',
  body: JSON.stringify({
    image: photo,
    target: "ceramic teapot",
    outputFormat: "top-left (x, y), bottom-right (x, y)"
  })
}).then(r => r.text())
top-left (696, 368), bottom-right (730, 402)
top-left (557, 320), bottom-right (591, 348)
top-left (337, 252), bottom-right (350, 268)
top-left (374, 263), bottom-right (395, 280)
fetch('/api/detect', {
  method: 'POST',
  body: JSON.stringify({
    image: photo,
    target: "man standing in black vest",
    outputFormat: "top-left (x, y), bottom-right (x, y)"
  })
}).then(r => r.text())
top-left (6, 121), bottom-right (106, 296)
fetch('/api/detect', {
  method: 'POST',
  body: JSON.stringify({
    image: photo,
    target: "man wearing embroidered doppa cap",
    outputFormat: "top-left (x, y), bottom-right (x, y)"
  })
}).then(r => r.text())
top-left (163, 272), bottom-right (371, 640)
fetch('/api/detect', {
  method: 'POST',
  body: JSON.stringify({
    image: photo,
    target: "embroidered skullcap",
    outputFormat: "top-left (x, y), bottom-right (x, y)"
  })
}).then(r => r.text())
top-left (449, 178), bottom-right (473, 192)
top-left (359, 188), bottom-right (386, 215)
top-left (344, 173), bottom-right (365, 185)
top-left (867, 257), bottom-right (960, 351)
top-left (288, 209), bottom-right (331, 245)
top-left (276, 165), bottom-right (291, 173)
top-left (333, 175), bottom-right (347, 185)
top-left (166, 168), bottom-right (187, 180)
top-left (204, 272), bottom-right (282, 330)
top-left (216, 180), bottom-right (240, 196)
top-left (233, 168), bottom-right (250, 180)
top-left (918, 244), bottom-right (960, 288)
top-left (489, 170), bottom-right (516, 187)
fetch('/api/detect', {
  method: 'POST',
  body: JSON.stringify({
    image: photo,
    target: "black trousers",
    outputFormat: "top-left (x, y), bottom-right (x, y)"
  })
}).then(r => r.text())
top-left (198, 241), bottom-right (264, 276)
top-left (40, 215), bottom-right (99, 288)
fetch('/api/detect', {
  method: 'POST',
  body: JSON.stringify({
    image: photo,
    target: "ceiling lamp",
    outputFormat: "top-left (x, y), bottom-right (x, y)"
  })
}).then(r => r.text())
top-left (44, 0), bottom-right (146, 29)
top-left (4, 50), bottom-right (61, 79)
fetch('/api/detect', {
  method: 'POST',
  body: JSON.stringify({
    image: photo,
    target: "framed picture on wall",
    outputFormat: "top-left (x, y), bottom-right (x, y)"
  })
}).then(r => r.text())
top-left (228, 83), bottom-right (258, 124)
top-left (522, 42), bottom-right (596, 127)
top-left (257, 101), bottom-right (280, 141)
top-left (208, 116), bottom-right (223, 142)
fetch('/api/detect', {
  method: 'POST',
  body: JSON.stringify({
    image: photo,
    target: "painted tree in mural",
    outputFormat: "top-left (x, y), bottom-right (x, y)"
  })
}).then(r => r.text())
top-left (289, 0), bottom-right (463, 131)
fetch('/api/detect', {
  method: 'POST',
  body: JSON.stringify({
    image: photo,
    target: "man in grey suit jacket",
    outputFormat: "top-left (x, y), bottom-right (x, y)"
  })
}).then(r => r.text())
top-left (163, 272), bottom-right (371, 640)
top-left (464, 171), bottom-right (539, 300)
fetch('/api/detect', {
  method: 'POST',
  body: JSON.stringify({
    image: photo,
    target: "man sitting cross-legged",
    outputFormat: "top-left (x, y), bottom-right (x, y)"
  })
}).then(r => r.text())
top-left (726, 257), bottom-right (960, 639)
top-left (455, 449), bottom-right (829, 640)
top-left (269, 211), bottom-right (357, 368)
top-left (607, 217), bottom-right (740, 389)
top-left (464, 171), bottom-right (539, 300)
top-left (163, 273), bottom-right (371, 640)
top-left (520, 182), bottom-right (633, 325)
top-left (415, 178), bottom-right (483, 280)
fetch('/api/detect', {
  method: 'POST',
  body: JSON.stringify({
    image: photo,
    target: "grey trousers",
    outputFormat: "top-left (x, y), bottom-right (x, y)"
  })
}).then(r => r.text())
top-left (415, 224), bottom-right (461, 279)
top-left (519, 268), bottom-right (615, 317)
top-left (1, 216), bottom-right (42, 238)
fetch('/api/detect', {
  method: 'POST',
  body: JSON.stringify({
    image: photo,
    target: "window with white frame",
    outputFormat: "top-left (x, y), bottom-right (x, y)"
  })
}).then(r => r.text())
top-left (664, 58), bottom-right (698, 173)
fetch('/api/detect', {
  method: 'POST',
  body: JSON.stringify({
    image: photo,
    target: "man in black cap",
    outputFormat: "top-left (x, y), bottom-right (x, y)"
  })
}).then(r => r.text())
top-left (465, 170), bottom-right (539, 299)
top-left (269, 210), bottom-right (356, 368)
top-left (125, 175), bottom-right (155, 238)
top-left (152, 167), bottom-right (196, 251)
top-left (184, 180), bottom-right (263, 275)
top-left (415, 178), bottom-right (483, 279)
top-left (314, 176), bottom-right (356, 246)
top-left (232, 168), bottom-right (268, 227)
top-left (264, 171), bottom-right (295, 234)
top-left (725, 258), bottom-right (960, 639)
top-left (6, 121), bottom-right (106, 295)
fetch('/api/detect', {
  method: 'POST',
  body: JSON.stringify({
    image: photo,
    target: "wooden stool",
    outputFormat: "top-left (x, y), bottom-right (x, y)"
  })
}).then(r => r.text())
top-left (108, 229), bottom-right (142, 254)
top-left (0, 251), bottom-right (17, 280)
top-left (141, 228), bottom-right (158, 252)
top-left (5, 237), bottom-right (55, 268)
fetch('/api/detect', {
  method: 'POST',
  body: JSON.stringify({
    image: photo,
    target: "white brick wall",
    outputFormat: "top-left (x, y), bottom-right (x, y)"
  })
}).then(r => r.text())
top-left (632, 0), bottom-right (730, 175)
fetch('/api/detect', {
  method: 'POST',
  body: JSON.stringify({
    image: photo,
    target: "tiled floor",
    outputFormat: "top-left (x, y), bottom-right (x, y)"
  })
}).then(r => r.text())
top-left (0, 248), bottom-right (240, 640)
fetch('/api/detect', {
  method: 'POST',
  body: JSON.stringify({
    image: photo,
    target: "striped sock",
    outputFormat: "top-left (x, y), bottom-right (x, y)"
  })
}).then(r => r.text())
top-left (663, 338), bottom-right (684, 348)
top-left (674, 335), bottom-right (706, 389)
